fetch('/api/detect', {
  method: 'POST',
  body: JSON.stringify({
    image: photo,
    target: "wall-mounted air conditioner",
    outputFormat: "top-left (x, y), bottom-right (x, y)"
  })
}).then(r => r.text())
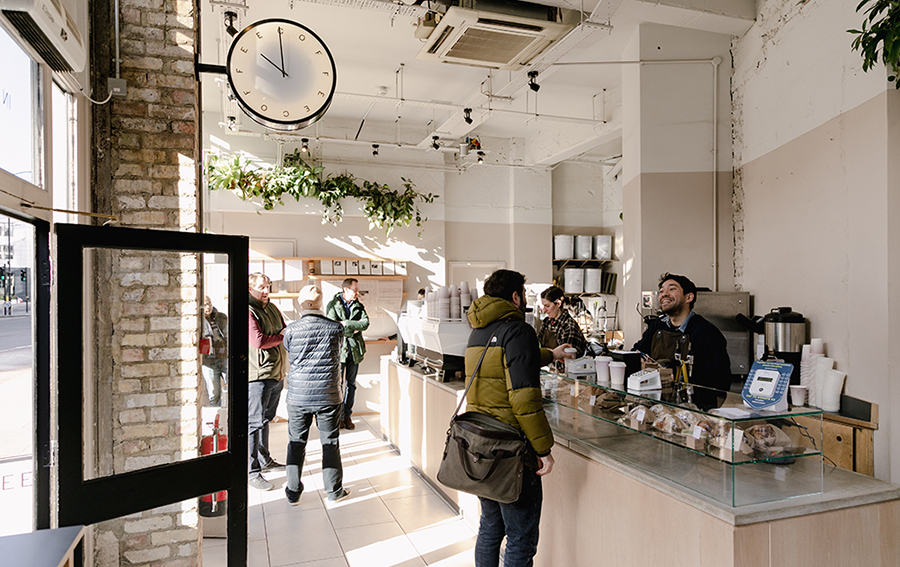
top-left (1, 0), bottom-right (86, 72)
top-left (416, 6), bottom-right (572, 71)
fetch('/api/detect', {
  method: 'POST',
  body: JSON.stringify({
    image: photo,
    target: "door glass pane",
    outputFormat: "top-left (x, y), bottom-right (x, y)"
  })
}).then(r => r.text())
top-left (84, 494), bottom-right (233, 566)
top-left (83, 249), bottom-right (229, 480)
top-left (0, 26), bottom-right (38, 185)
top-left (0, 215), bottom-right (35, 536)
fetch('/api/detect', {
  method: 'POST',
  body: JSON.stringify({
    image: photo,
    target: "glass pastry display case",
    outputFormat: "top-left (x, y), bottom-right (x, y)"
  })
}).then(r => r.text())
top-left (540, 372), bottom-right (824, 507)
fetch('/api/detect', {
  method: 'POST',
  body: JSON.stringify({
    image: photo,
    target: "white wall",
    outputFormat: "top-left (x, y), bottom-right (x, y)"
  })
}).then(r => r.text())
top-left (733, 0), bottom-right (899, 482)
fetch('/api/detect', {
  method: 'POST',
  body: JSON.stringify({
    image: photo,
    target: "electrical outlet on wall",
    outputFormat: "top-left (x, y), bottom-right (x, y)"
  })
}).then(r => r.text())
top-left (108, 78), bottom-right (127, 98)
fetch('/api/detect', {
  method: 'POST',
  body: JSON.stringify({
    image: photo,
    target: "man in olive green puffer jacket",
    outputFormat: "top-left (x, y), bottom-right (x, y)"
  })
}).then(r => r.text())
top-left (464, 269), bottom-right (573, 567)
top-left (325, 278), bottom-right (369, 430)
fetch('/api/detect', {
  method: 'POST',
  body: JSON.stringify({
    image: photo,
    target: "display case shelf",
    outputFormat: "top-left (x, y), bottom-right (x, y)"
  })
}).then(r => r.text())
top-left (541, 371), bottom-right (824, 506)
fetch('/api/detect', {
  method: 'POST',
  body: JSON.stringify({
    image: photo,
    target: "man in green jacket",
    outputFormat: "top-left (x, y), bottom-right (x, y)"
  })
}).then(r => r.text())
top-left (465, 269), bottom-right (573, 567)
top-left (248, 273), bottom-right (287, 490)
top-left (325, 278), bottom-right (369, 430)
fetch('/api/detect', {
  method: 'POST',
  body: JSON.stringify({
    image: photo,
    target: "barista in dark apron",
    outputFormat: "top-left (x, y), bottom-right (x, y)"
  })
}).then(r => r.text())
top-left (649, 328), bottom-right (691, 383)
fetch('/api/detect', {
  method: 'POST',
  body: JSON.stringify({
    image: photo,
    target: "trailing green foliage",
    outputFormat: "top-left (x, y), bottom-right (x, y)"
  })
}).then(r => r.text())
top-left (849, 0), bottom-right (900, 88)
top-left (205, 149), bottom-right (438, 237)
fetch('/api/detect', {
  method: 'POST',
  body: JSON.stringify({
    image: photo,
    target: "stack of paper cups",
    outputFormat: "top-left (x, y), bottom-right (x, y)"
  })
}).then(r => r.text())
top-left (806, 353), bottom-right (822, 406)
top-left (810, 338), bottom-right (825, 355)
top-left (449, 285), bottom-right (461, 319)
top-left (799, 344), bottom-right (812, 397)
top-left (814, 357), bottom-right (834, 408)
top-left (821, 369), bottom-right (846, 412)
top-left (438, 286), bottom-right (451, 320)
top-left (459, 281), bottom-right (472, 310)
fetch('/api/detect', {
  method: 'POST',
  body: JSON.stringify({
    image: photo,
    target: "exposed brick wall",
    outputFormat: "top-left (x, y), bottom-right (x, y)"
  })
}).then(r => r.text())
top-left (90, 0), bottom-right (202, 563)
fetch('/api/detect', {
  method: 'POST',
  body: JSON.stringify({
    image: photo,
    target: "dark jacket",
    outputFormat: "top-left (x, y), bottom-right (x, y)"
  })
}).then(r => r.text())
top-left (248, 295), bottom-right (286, 382)
top-left (633, 312), bottom-right (732, 391)
top-left (325, 292), bottom-right (370, 364)
top-left (284, 310), bottom-right (344, 407)
top-left (202, 308), bottom-right (228, 364)
top-left (465, 295), bottom-right (555, 458)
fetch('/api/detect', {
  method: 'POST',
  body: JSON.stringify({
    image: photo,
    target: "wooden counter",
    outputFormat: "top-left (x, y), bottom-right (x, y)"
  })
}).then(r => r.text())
top-left (382, 360), bottom-right (900, 567)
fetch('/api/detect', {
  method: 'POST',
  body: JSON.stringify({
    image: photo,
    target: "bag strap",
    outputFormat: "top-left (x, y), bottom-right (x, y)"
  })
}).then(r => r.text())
top-left (451, 324), bottom-right (499, 419)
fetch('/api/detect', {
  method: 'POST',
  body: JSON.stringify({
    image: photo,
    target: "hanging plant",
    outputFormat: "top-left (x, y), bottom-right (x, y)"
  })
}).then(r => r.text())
top-left (205, 149), bottom-right (437, 237)
top-left (849, 0), bottom-right (900, 88)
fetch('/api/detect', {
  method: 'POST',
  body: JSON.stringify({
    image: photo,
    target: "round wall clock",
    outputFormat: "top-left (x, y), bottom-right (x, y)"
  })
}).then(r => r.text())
top-left (226, 18), bottom-right (337, 131)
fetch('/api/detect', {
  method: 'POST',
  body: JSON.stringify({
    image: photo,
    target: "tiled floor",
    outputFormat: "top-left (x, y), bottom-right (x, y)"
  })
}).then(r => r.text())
top-left (203, 415), bottom-right (477, 566)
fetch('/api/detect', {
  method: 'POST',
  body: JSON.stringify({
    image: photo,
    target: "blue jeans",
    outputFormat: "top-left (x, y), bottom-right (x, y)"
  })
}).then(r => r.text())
top-left (248, 378), bottom-right (283, 477)
top-left (202, 359), bottom-right (227, 406)
top-left (474, 467), bottom-right (543, 567)
top-left (341, 360), bottom-right (360, 420)
top-left (285, 403), bottom-right (344, 498)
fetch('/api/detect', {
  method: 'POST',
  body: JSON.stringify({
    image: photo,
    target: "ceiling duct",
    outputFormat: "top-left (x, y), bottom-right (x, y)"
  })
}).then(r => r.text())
top-left (417, 0), bottom-right (573, 70)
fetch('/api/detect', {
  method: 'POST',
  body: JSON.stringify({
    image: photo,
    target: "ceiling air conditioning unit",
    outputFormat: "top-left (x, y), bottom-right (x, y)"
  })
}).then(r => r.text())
top-left (1, 0), bottom-right (86, 72)
top-left (417, 5), bottom-right (572, 71)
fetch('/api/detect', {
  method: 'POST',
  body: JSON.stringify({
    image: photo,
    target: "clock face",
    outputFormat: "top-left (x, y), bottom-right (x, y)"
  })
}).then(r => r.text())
top-left (226, 19), bottom-right (337, 131)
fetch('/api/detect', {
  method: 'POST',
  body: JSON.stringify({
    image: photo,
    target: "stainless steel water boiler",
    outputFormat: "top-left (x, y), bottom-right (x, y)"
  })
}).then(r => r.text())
top-left (763, 307), bottom-right (807, 354)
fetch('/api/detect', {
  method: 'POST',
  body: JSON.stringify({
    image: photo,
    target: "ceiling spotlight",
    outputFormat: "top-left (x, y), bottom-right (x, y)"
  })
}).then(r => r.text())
top-left (463, 108), bottom-right (473, 125)
top-left (300, 138), bottom-right (309, 153)
top-left (432, 135), bottom-right (440, 150)
top-left (224, 11), bottom-right (238, 37)
top-left (527, 71), bottom-right (540, 92)
top-left (477, 151), bottom-right (485, 164)
top-left (226, 116), bottom-right (237, 132)
top-left (372, 144), bottom-right (379, 156)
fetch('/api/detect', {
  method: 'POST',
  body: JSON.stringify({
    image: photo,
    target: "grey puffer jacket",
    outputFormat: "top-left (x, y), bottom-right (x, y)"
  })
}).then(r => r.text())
top-left (284, 310), bottom-right (345, 407)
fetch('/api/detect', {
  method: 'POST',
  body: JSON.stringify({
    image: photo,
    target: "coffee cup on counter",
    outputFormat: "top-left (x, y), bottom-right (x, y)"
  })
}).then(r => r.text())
top-left (609, 361), bottom-right (627, 387)
top-left (789, 385), bottom-right (807, 407)
top-left (595, 356), bottom-right (613, 382)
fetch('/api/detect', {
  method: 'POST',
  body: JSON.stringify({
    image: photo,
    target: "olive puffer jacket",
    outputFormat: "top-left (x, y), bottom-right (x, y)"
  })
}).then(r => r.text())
top-left (325, 293), bottom-right (370, 364)
top-left (283, 310), bottom-right (344, 407)
top-left (465, 295), bottom-right (555, 458)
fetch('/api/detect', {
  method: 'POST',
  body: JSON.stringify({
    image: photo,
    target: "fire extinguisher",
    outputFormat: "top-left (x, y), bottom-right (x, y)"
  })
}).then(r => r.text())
top-left (199, 414), bottom-right (228, 517)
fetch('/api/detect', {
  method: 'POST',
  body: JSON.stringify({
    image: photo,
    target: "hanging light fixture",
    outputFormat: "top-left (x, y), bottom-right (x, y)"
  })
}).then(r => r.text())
top-left (224, 11), bottom-right (238, 37)
top-left (301, 138), bottom-right (309, 153)
top-left (527, 71), bottom-right (540, 92)
top-left (477, 151), bottom-right (485, 164)
top-left (372, 144), bottom-right (379, 156)
top-left (432, 135), bottom-right (440, 150)
top-left (464, 108), bottom-right (473, 125)
top-left (226, 116), bottom-right (237, 132)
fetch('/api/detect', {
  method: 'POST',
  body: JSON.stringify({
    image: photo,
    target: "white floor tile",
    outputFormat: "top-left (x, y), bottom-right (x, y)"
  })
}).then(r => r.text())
top-left (324, 491), bottom-right (396, 529)
top-left (381, 492), bottom-right (462, 534)
top-left (336, 522), bottom-right (425, 567)
top-left (266, 508), bottom-right (345, 566)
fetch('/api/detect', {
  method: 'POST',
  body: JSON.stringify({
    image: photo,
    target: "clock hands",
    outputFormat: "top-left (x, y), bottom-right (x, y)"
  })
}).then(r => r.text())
top-left (260, 53), bottom-right (288, 78)
top-left (278, 27), bottom-right (286, 78)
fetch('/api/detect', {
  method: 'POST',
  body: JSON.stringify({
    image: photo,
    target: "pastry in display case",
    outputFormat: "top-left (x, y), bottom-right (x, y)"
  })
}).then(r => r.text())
top-left (540, 371), bottom-right (825, 507)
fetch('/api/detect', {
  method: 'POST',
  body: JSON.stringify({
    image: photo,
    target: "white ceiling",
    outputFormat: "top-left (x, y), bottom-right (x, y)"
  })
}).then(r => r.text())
top-left (199, 0), bottom-right (754, 166)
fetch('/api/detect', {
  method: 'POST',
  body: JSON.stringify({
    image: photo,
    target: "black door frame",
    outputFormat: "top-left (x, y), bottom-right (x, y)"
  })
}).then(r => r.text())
top-left (54, 224), bottom-right (248, 565)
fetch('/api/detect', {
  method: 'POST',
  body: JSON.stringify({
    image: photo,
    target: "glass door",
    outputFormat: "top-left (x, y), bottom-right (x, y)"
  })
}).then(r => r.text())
top-left (54, 223), bottom-right (248, 566)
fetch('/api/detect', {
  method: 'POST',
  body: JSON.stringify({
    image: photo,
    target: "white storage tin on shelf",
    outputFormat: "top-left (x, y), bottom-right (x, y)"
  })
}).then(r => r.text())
top-left (575, 235), bottom-right (593, 259)
top-left (554, 234), bottom-right (574, 259)
top-left (594, 235), bottom-right (612, 260)
top-left (563, 268), bottom-right (584, 294)
top-left (584, 268), bottom-right (603, 293)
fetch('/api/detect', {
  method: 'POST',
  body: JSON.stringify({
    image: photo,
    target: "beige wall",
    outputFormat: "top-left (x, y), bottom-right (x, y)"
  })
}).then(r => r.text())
top-left (739, 92), bottom-right (896, 480)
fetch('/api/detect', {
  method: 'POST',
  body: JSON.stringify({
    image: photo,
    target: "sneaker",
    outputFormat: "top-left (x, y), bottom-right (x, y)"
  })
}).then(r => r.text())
top-left (327, 488), bottom-right (351, 503)
top-left (342, 417), bottom-right (356, 430)
top-left (248, 476), bottom-right (274, 491)
top-left (285, 487), bottom-right (301, 505)
top-left (261, 459), bottom-right (285, 472)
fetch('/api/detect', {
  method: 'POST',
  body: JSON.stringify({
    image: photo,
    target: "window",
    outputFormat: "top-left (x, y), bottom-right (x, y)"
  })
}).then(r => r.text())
top-left (52, 83), bottom-right (76, 223)
top-left (0, 25), bottom-right (40, 186)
